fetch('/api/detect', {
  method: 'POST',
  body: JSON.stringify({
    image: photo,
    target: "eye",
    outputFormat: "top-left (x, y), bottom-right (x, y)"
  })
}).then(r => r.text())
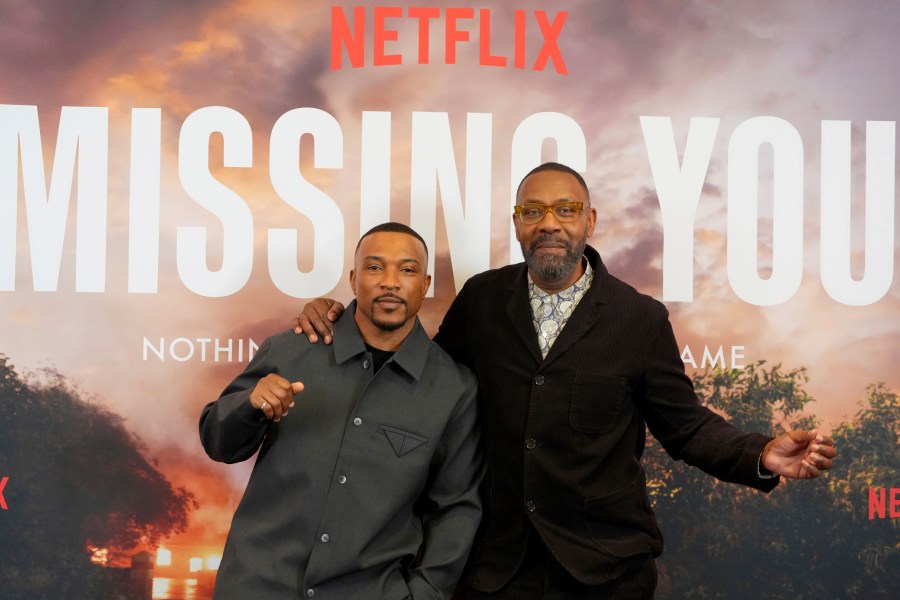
top-left (366, 264), bottom-right (382, 271)
top-left (522, 207), bottom-right (543, 219)
top-left (556, 206), bottom-right (575, 216)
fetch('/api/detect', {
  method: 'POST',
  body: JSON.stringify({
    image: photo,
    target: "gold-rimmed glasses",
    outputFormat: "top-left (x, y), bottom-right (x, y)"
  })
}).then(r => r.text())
top-left (514, 201), bottom-right (584, 224)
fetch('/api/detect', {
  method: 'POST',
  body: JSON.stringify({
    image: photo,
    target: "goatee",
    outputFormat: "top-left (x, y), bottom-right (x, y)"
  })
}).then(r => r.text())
top-left (523, 233), bottom-right (586, 282)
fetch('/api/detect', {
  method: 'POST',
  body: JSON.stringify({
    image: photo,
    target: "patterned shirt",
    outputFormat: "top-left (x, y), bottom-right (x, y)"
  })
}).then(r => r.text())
top-left (528, 259), bottom-right (594, 358)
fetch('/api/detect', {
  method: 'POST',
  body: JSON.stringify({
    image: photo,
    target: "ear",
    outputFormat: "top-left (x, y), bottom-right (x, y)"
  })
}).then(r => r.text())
top-left (349, 269), bottom-right (357, 296)
top-left (423, 274), bottom-right (432, 296)
top-left (512, 211), bottom-right (523, 242)
top-left (585, 206), bottom-right (597, 238)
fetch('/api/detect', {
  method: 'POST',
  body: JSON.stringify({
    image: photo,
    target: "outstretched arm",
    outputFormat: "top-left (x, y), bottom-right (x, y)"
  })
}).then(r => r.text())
top-left (761, 429), bottom-right (836, 479)
top-left (293, 298), bottom-right (345, 344)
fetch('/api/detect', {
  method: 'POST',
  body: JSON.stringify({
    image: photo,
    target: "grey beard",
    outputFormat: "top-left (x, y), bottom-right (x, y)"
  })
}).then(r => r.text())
top-left (523, 234), bottom-right (586, 282)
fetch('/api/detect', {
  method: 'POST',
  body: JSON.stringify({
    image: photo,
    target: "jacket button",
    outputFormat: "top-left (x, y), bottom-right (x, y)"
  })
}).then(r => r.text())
top-left (526, 500), bottom-right (536, 512)
top-left (353, 417), bottom-right (362, 426)
top-left (525, 438), bottom-right (536, 450)
top-left (363, 359), bottom-right (370, 369)
top-left (306, 590), bottom-right (315, 598)
top-left (320, 533), bottom-right (330, 543)
top-left (337, 475), bottom-right (347, 484)
top-left (534, 375), bottom-right (545, 386)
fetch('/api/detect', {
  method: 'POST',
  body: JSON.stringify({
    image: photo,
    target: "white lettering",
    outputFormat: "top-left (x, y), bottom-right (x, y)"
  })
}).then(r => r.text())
top-left (727, 116), bottom-right (804, 306)
top-left (641, 116), bottom-right (719, 302)
top-left (170, 337), bottom-right (195, 362)
top-left (142, 337), bottom-right (258, 362)
top-left (128, 108), bottom-right (162, 293)
top-left (177, 106), bottom-right (254, 297)
top-left (0, 105), bottom-right (108, 292)
top-left (269, 107), bottom-right (345, 298)
top-left (681, 345), bottom-right (747, 370)
top-left (142, 337), bottom-right (165, 361)
top-left (820, 120), bottom-right (895, 306)
top-left (359, 111), bottom-right (392, 233)
top-left (410, 112), bottom-right (491, 294)
top-left (215, 338), bottom-right (233, 362)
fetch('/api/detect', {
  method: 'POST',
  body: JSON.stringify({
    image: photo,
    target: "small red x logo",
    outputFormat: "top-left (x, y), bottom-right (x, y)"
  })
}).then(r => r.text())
top-left (0, 477), bottom-right (8, 510)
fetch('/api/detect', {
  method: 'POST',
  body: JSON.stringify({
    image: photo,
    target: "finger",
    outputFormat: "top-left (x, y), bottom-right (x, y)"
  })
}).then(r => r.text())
top-left (326, 301), bottom-right (340, 321)
top-left (295, 314), bottom-right (319, 342)
top-left (269, 396), bottom-right (287, 422)
top-left (801, 460), bottom-right (820, 478)
top-left (807, 453), bottom-right (833, 470)
top-left (815, 435), bottom-right (835, 447)
top-left (258, 397), bottom-right (274, 420)
top-left (311, 315), bottom-right (334, 342)
top-left (811, 443), bottom-right (837, 459)
top-left (290, 381), bottom-right (304, 398)
top-left (790, 429), bottom-right (816, 444)
top-left (266, 374), bottom-right (296, 398)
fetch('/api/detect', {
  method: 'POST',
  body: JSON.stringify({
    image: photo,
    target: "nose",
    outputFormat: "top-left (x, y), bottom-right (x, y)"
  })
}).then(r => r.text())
top-left (537, 209), bottom-right (562, 231)
top-left (380, 267), bottom-right (400, 289)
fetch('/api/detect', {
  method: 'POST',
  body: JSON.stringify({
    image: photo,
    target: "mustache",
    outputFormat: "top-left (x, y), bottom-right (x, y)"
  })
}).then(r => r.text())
top-left (529, 234), bottom-right (570, 249)
top-left (374, 293), bottom-right (406, 304)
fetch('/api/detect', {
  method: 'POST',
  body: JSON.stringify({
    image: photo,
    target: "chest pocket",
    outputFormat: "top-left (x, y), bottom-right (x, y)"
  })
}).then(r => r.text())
top-left (378, 424), bottom-right (428, 457)
top-left (569, 374), bottom-right (629, 434)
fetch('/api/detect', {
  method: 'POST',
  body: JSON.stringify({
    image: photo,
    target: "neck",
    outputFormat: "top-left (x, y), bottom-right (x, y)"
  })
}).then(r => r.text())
top-left (354, 311), bottom-right (415, 351)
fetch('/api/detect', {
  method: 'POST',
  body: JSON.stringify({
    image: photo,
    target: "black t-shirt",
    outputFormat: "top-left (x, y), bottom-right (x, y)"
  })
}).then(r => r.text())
top-left (364, 343), bottom-right (395, 373)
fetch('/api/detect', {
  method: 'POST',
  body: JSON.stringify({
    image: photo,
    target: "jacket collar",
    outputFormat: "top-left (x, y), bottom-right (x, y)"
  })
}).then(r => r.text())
top-left (504, 244), bottom-right (610, 365)
top-left (332, 300), bottom-right (430, 381)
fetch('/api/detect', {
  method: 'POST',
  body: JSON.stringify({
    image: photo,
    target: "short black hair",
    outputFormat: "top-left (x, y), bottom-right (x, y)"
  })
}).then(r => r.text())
top-left (515, 162), bottom-right (590, 203)
top-left (356, 222), bottom-right (429, 261)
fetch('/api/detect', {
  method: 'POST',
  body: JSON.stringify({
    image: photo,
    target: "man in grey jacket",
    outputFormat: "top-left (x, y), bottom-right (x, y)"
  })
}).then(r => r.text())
top-left (200, 222), bottom-right (483, 599)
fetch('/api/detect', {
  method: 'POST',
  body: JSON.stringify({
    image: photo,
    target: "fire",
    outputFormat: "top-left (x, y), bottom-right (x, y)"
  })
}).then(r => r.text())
top-left (89, 546), bottom-right (109, 565)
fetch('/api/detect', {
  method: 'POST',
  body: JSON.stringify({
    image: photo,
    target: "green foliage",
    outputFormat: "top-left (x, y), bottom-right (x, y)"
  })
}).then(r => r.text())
top-left (0, 355), bottom-right (197, 599)
top-left (645, 361), bottom-right (899, 599)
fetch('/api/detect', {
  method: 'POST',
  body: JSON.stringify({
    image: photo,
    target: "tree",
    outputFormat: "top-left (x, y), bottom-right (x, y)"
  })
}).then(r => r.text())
top-left (0, 355), bottom-right (197, 599)
top-left (645, 362), bottom-right (900, 599)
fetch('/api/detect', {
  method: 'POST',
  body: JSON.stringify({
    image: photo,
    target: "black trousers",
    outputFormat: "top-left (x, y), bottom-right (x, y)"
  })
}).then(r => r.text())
top-left (467, 533), bottom-right (657, 600)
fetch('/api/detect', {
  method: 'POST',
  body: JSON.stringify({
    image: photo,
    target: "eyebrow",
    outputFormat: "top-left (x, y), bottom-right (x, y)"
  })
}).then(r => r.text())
top-left (362, 255), bottom-right (422, 265)
top-left (517, 197), bottom-right (578, 205)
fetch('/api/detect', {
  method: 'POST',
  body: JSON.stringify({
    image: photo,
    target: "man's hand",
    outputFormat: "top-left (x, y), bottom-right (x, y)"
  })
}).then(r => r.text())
top-left (762, 429), bottom-right (836, 479)
top-left (250, 374), bottom-right (304, 422)
top-left (293, 298), bottom-right (345, 344)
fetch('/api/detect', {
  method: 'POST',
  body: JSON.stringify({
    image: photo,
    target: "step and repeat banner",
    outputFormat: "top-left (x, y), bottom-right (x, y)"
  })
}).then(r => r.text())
top-left (1, 1), bottom-right (898, 598)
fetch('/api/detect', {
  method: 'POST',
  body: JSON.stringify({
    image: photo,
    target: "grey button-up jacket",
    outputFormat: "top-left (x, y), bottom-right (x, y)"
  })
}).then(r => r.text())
top-left (200, 303), bottom-right (483, 599)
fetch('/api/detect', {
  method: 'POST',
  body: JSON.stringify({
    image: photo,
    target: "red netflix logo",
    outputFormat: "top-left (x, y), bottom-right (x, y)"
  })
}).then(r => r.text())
top-left (0, 476), bottom-right (8, 510)
top-left (868, 487), bottom-right (899, 519)
top-left (332, 6), bottom-right (569, 73)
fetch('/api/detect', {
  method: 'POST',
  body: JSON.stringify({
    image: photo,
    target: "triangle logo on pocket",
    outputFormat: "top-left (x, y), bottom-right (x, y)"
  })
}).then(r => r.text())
top-left (382, 428), bottom-right (426, 457)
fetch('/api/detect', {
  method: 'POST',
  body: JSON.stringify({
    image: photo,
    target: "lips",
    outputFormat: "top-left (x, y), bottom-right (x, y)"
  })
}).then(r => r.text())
top-left (532, 237), bottom-right (567, 252)
top-left (375, 294), bottom-right (406, 306)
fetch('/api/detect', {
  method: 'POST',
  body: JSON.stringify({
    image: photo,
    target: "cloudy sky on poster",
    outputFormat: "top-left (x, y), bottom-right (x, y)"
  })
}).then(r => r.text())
top-left (1, 0), bottom-right (898, 546)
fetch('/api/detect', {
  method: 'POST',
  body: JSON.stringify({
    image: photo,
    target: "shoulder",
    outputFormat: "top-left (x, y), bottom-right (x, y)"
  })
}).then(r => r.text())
top-left (258, 328), bottom-right (328, 358)
top-left (423, 339), bottom-right (478, 391)
top-left (610, 272), bottom-right (666, 310)
top-left (458, 262), bottom-right (524, 295)
top-left (592, 265), bottom-right (671, 327)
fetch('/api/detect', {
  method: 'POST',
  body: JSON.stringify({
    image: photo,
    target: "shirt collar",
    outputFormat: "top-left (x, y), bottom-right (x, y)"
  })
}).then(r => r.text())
top-left (332, 300), bottom-right (431, 381)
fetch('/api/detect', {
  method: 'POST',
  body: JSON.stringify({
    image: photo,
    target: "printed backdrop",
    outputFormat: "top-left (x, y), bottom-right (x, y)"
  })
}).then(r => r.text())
top-left (1, 1), bottom-right (898, 598)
